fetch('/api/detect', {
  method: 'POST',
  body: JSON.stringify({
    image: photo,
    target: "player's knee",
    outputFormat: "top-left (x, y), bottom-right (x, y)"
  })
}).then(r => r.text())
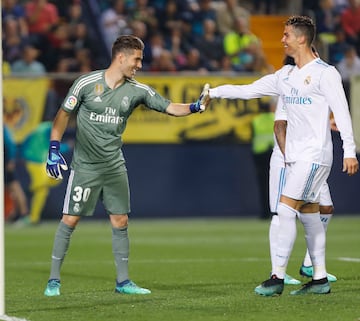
top-left (110, 214), bottom-right (128, 228)
top-left (319, 205), bottom-right (334, 214)
top-left (62, 214), bottom-right (81, 228)
top-left (277, 202), bottom-right (298, 218)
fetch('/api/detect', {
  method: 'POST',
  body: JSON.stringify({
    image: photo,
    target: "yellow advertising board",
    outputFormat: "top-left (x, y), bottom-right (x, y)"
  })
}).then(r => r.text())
top-left (3, 74), bottom-right (269, 145)
top-left (124, 75), bottom-right (267, 144)
top-left (3, 77), bottom-right (49, 144)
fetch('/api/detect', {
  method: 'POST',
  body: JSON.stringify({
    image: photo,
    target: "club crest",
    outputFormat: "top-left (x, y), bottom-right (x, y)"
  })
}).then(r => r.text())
top-left (94, 83), bottom-right (104, 96)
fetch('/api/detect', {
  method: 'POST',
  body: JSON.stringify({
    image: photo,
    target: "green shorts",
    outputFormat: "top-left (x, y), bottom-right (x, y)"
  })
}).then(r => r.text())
top-left (62, 169), bottom-right (130, 216)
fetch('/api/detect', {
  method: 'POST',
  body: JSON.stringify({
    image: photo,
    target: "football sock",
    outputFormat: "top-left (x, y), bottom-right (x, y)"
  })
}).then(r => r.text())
top-left (299, 212), bottom-right (327, 280)
top-left (274, 202), bottom-right (298, 279)
top-left (320, 213), bottom-right (332, 231)
top-left (49, 221), bottom-right (75, 280)
top-left (112, 226), bottom-right (129, 283)
top-left (269, 214), bottom-right (280, 274)
top-left (302, 213), bottom-right (333, 267)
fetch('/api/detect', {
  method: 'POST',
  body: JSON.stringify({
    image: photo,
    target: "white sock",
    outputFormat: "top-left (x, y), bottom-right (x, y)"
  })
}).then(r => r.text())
top-left (302, 213), bottom-right (333, 267)
top-left (299, 212), bottom-right (327, 280)
top-left (269, 214), bottom-right (279, 274)
top-left (274, 203), bottom-right (298, 279)
top-left (320, 213), bottom-right (332, 231)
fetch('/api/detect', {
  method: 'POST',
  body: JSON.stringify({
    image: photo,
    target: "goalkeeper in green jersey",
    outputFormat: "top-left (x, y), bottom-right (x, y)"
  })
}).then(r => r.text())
top-left (44, 35), bottom-right (210, 296)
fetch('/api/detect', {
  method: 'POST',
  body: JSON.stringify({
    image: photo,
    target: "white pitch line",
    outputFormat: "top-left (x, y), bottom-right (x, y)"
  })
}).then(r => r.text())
top-left (0, 315), bottom-right (30, 321)
top-left (338, 257), bottom-right (360, 263)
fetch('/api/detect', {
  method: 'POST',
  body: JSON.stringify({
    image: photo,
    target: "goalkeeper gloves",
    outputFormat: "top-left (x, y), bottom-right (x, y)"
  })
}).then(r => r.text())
top-left (190, 83), bottom-right (210, 113)
top-left (46, 140), bottom-right (68, 180)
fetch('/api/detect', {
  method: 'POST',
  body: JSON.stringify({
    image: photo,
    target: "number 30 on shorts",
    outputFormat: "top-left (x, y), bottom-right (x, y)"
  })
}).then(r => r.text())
top-left (72, 186), bottom-right (91, 202)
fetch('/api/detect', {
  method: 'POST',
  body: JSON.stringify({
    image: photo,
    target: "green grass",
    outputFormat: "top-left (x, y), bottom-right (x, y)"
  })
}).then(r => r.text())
top-left (4, 216), bottom-right (360, 321)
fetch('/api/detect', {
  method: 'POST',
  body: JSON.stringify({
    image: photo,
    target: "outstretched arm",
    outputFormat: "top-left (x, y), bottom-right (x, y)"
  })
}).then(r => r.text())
top-left (166, 84), bottom-right (210, 116)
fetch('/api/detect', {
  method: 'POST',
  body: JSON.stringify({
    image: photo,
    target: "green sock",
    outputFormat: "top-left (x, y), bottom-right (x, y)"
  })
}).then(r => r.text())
top-left (49, 221), bottom-right (75, 280)
top-left (112, 226), bottom-right (129, 283)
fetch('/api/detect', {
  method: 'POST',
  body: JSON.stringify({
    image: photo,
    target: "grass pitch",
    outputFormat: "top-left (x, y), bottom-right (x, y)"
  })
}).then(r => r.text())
top-left (4, 216), bottom-right (360, 321)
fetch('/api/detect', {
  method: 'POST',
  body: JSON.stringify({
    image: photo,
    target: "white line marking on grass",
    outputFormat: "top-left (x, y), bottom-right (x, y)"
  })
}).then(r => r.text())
top-left (338, 257), bottom-right (360, 263)
top-left (0, 315), bottom-right (30, 321)
top-left (5, 257), bottom-right (267, 267)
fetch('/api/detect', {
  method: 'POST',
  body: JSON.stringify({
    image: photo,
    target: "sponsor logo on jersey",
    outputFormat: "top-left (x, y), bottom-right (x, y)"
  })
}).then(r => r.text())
top-left (282, 87), bottom-right (312, 105)
top-left (64, 95), bottom-right (77, 110)
top-left (89, 107), bottom-right (124, 124)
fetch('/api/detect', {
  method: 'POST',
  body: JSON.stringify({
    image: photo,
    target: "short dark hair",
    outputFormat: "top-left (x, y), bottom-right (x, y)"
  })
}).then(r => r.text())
top-left (285, 15), bottom-right (315, 47)
top-left (111, 35), bottom-right (145, 60)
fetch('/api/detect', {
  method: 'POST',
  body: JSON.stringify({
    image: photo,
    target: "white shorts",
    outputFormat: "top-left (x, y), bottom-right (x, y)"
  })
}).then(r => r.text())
top-left (282, 161), bottom-right (331, 203)
top-left (269, 149), bottom-right (333, 211)
top-left (318, 181), bottom-right (333, 207)
top-left (269, 149), bottom-right (286, 212)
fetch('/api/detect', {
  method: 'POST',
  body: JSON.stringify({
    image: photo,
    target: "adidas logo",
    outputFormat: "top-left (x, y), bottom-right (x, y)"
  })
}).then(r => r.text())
top-left (94, 96), bottom-right (102, 102)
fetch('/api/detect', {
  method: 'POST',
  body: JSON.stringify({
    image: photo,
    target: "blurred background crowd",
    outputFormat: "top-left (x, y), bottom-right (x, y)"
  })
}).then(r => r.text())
top-left (2, 0), bottom-right (360, 76)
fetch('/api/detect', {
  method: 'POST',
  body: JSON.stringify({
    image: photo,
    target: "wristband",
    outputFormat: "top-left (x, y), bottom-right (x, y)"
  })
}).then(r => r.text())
top-left (50, 140), bottom-right (60, 150)
top-left (189, 102), bottom-right (200, 113)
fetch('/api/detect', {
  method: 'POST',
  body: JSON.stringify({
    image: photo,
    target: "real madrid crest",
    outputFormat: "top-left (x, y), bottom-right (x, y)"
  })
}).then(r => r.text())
top-left (304, 76), bottom-right (311, 85)
top-left (94, 83), bottom-right (104, 96)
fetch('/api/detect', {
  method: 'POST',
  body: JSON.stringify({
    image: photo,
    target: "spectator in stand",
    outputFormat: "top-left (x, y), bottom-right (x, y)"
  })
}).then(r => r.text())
top-left (11, 44), bottom-right (46, 75)
top-left (314, 0), bottom-right (341, 46)
top-left (191, 0), bottom-right (217, 37)
top-left (2, 0), bottom-right (28, 37)
top-left (328, 25), bottom-right (349, 64)
top-left (25, 0), bottom-right (59, 35)
top-left (179, 47), bottom-right (208, 73)
top-left (129, 0), bottom-right (158, 33)
top-left (336, 44), bottom-right (360, 102)
top-left (149, 49), bottom-right (177, 72)
top-left (193, 18), bottom-right (225, 71)
top-left (66, 1), bottom-right (84, 36)
top-left (25, 0), bottom-right (59, 69)
top-left (3, 16), bottom-right (29, 64)
top-left (147, 32), bottom-right (167, 63)
top-left (156, 0), bottom-right (182, 38)
top-left (164, 26), bottom-right (188, 70)
top-left (340, 0), bottom-right (360, 55)
top-left (100, 0), bottom-right (131, 56)
top-left (46, 21), bottom-right (74, 71)
top-left (223, 15), bottom-right (262, 72)
top-left (212, 0), bottom-right (250, 36)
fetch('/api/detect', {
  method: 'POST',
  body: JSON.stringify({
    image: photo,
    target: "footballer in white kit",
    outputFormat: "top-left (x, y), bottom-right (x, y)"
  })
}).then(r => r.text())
top-left (269, 98), bottom-right (337, 284)
top-left (207, 15), bottom-right (358, 296)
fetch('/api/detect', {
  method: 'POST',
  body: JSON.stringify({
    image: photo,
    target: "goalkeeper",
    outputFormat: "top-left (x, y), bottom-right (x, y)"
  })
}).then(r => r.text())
top-left (44, 35), bottom-right (210, 297)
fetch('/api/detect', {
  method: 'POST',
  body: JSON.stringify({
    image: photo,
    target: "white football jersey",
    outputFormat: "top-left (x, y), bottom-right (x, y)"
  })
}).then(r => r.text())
top-left (209, 58), bottom-right (357, 166)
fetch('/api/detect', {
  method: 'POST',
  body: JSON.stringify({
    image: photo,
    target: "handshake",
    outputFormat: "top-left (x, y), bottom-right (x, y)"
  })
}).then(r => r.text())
top-left (189, 83), bottom-right (211, 113)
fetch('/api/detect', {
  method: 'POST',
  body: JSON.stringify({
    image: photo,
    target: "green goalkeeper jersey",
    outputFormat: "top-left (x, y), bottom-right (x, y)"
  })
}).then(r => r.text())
top-left (62, 70), bottom-right (171, 174)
